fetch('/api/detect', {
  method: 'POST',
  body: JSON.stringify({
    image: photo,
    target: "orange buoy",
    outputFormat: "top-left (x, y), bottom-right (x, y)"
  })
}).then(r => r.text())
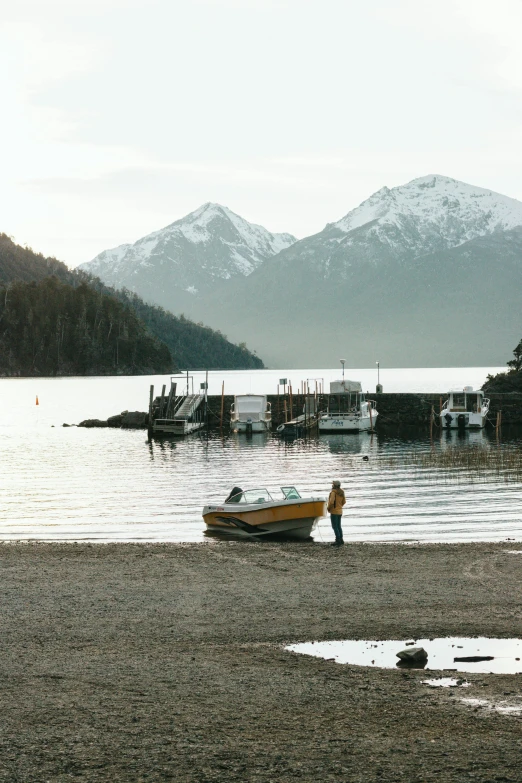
top-left (36, 395), bottom-right (39, 405)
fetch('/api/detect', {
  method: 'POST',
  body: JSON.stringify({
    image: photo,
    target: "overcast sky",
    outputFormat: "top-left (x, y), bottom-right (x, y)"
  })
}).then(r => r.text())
top-left (1, 0), bottom-right (522, 266)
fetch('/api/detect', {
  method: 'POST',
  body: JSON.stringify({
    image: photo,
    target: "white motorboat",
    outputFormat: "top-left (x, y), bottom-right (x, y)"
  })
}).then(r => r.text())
top-left (230, 394), bottom-right (271, 433)
top-left (440, 387), bottom-right (490, 429)
top-left (203, 486), bottom-right (326, 539)
top-left (318, 380), bottom-right (378, 432)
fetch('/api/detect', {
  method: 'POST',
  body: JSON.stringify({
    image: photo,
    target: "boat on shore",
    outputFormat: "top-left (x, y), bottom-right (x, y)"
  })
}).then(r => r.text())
top-left (230, 394), bottom-right (272, 433)
top-left (318, 380), bottom-right (378, 432)
top-left (440, 386), bottom-right (490, 429)
top-left (203, 486), bottom-right (326, 539)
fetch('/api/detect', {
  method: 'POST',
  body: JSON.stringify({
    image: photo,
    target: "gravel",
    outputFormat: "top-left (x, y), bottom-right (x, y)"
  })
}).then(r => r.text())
top-left (1, 540), bottom-right (521, 782)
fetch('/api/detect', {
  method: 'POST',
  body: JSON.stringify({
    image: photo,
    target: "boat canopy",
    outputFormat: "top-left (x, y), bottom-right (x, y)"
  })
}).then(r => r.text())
top-left (447, 387), bottom-right (486, 413)
top-left (330, 380), bottom-right (362, 394)
top-left (232, 394), bottom-right (269, 422)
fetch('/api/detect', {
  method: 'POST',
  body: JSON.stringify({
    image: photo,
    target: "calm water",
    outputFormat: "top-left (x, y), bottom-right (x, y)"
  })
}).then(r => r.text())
top-left (287, 637), bottom-right (522, 674)
top-left (1, 368), bottom-right (521, 543)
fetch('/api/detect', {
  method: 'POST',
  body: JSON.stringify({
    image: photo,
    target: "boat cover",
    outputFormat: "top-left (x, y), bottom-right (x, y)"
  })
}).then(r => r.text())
top-left (235, 395), bottom-right (267, 421)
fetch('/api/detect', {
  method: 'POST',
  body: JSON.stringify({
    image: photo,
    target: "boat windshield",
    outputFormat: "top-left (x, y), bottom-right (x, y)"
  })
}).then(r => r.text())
top-left (227, 489), bottom-right (274, 504)
top-left (281, 486), bottom-right (301, 500)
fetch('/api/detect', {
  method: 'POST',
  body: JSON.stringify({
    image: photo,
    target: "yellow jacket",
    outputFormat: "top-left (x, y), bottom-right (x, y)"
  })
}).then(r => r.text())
top-left (327, 488), bottom-right (346, 515)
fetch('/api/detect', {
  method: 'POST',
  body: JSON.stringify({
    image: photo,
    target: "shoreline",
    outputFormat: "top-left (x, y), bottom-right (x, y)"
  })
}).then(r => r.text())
top-left (2, 536), bottom-right (522, 545)
top-left (1, 540), bottom-right (521, 781)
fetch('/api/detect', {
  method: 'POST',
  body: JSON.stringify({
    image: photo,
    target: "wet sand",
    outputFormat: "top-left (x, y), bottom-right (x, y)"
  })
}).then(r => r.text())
top-left (1, 540), bottom-right (521, 782)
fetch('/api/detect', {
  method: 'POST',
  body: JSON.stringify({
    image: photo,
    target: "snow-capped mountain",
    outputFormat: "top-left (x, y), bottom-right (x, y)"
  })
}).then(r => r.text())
top-left (329, 174), bottom-right (522, 258)
top-left (191, 175), bottom-right (522, 367)
top-left (79, 203), bottom-right (296, 311)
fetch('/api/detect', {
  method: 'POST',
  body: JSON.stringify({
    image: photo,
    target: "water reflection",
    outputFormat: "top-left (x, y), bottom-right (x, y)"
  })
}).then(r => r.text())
top-left (319, 431), bottom-right (378, 456)
top-left (440, 428), bottom-right (490, 448)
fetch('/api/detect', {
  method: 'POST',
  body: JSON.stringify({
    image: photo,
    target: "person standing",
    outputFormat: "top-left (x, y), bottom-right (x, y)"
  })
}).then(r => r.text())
top-left (327, 480), bottom-right (346, 546)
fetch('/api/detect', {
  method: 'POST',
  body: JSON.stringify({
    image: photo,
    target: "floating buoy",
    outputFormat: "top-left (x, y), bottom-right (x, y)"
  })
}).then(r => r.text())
top-left (36, 395), bottom-right (39, 405)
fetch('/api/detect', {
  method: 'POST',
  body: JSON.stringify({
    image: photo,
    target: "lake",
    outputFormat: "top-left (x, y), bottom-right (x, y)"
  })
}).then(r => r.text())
top-left (1, 367), bottom-right (521, 544)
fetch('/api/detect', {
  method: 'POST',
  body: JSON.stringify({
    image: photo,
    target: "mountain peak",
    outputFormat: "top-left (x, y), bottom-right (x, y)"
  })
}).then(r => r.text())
top-left (79, 203), bottom-right (296, 308)
top-left (332, 174), bottom-right (522, 253)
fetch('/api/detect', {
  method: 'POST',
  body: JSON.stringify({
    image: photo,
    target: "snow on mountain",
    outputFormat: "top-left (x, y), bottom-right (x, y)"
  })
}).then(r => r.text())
top-left (79, 203), bottom-right (296, 310)
top-left (84, 243), bottom-right (132, 278)
top-left (190, 175), bottom-right (522, 367)
top-left (330, 175), bottom-right (522, 257)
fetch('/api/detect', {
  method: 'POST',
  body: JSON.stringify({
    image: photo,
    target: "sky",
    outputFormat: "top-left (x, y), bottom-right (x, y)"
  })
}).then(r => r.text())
top-left (2, 0), bottom-right (522, 266)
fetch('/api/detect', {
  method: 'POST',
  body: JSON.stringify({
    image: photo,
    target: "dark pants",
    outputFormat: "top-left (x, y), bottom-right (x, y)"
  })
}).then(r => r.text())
top-left (330, 514), bottom-right (343, 542)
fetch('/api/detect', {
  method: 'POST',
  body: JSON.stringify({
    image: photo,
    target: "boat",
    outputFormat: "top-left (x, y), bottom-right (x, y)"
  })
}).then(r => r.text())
top-left (276, 395), bottom-right (320, 437)
top-left (440, 386), bottom-right (490, 429)
top-left (318, 380), bottom-right (378, 432)
top-left (203, 486), bottom-right (326, 539)
top-left (230, 394), bottom-right (272, 433)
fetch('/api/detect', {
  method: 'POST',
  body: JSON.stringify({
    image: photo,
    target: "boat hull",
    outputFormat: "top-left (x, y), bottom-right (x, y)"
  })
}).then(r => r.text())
top-left (440, 410), bottom-right (489, 430)
top-left (319, 412), bottom-right (378, 432)
top-left (232, 420), bottom-right (270, 433)
top-left (440, 413), bottom-right (486, 430)
top-left (203, 498), bottom-right (326, 539)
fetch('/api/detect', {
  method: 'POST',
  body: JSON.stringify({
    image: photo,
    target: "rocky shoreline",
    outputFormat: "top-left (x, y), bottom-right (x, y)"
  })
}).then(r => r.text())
top-left (1, 540), bottom-right (521, 782)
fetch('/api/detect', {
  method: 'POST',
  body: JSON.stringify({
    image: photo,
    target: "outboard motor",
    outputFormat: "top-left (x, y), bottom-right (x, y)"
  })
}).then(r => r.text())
top-left (444, 413), bottom-right (453, 428)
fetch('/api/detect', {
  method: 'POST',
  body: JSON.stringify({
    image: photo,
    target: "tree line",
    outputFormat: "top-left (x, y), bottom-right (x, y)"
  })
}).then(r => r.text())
top-left (485, 338), bottom-right (522, 393)
top-left (0, 277), bottom-right (172, 376)
top-left (0, 233), bottom-right (264, 373)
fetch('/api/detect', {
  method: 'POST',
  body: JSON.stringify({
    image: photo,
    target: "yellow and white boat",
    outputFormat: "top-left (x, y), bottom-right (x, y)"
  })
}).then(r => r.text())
top-left (203, 486), bottom-right (326, 540)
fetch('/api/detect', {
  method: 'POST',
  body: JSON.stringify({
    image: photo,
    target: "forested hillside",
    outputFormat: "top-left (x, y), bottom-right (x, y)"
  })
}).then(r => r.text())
top-left (0, 278), bottom-right (172, 376)
top-left (0, 233), bottom-right (73, 284)
top-left (0, 234), bottom-right (263, 371)
top-left (83, 281), bottom-right (263, 370)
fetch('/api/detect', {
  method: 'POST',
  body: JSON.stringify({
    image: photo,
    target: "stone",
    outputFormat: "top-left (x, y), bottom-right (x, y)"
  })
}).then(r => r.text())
top-left (107, 414), bottom-right (123, 428)
top-left (121, 411), bottom-right (148, 429)
top-left (396, 647), bottom-right (428, 662)
top-left (78, 419), bottom-right (108, 428)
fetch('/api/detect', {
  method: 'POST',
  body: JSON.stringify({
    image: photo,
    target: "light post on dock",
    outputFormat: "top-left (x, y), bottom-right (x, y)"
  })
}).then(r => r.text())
top-left (376, 361), bottom-right (383, 394)
top-left (340, 359), bottom-right (346, 381)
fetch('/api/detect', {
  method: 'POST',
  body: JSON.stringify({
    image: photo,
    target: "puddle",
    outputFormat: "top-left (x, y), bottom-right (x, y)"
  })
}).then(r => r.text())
top-left (423, 677), bottom-right (469, 688)
top-left (504, 550), bottom-right (522, 555)
top-left (286, 637), bottom-right (522, 674)
top-left (461, 697), bottom-right (522, 715)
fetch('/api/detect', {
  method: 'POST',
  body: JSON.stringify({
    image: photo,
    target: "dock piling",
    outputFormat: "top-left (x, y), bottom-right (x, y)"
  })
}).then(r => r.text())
top-left (148, 385), bottom-right (154, 436)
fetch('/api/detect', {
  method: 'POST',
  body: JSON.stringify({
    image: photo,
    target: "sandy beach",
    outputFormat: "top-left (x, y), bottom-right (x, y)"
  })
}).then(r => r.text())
top-left (1, 540), bottom-right (521, 782)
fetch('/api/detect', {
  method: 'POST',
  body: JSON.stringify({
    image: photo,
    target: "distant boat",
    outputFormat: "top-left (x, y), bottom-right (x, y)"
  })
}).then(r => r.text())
top-left (277, 395), bottom-right (320, 437)
top-left (203, 486), bottom-right (326, 539)
top-left (440, 387), bottom-right (490, 429)
top-left (318, 380), bottom-right (378, 432)
top-left (230, 394), bottom-right (271, 433)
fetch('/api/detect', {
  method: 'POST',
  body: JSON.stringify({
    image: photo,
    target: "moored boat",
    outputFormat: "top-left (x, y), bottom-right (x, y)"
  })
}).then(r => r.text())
top-left (230, 394), bottom-right (272, 433)
top-left (203, 486), bottom-right (326, 539)
top-left (440, 386), bottom-right (490, 429)
top-left (276, 395), bottom-right (320, 437)
top-left (318, 380), bottom-right (378, 432)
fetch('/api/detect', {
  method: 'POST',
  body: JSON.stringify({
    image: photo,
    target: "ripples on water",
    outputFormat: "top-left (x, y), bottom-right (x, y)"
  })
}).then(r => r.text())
top-left (0, 374), bottom-right (521, 542)
top-left (1, 426), bottom-right (521, 543)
